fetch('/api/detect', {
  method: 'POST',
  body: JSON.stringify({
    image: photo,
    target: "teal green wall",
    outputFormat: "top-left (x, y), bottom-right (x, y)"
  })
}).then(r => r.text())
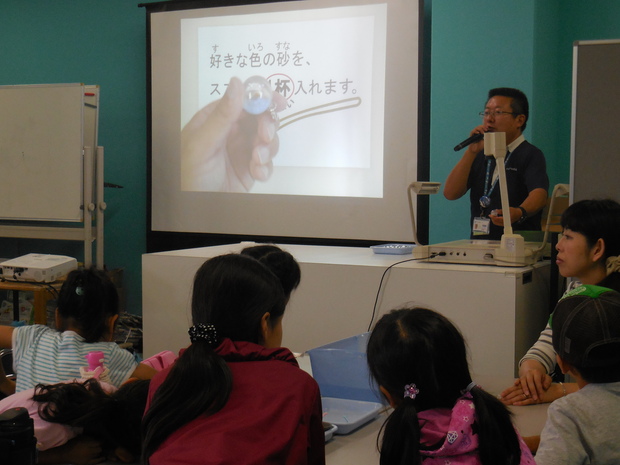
top-left (428, 0), bottom-right (538, 242)
top-left (429, 0), bottom-right (620, 243)
top-left (0, 1), bottom-right (150, 313)
top-left (1, 1), bottom-right (620, 313)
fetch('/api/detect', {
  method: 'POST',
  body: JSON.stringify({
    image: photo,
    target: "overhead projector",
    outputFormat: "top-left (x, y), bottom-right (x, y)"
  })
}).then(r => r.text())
top-left (0, 254), bottom-right (77, 283)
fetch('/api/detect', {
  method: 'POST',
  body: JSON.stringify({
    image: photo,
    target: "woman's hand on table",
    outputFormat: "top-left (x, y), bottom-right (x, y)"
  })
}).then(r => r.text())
top-left (500, 360), bottom-right (552, 405)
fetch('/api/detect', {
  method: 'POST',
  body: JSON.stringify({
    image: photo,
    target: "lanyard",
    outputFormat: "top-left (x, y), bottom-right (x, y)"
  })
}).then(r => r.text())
top-left (483, 150), bottom-right (512, 198)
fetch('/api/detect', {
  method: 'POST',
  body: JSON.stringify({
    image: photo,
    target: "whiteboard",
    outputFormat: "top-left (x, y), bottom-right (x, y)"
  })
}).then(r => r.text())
top-left (0, 83), bottom-right (91, 221)
top-left (571, 40), bottom-right (620, 202)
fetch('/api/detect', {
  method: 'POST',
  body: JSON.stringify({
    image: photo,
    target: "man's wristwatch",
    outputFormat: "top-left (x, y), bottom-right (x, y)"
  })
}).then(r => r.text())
top-left (516, 206), bottom-right (528, 224)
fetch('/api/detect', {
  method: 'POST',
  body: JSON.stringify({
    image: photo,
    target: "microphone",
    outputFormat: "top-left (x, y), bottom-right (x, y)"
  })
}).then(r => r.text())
top-left (453, 132), bottom-right (484, 151)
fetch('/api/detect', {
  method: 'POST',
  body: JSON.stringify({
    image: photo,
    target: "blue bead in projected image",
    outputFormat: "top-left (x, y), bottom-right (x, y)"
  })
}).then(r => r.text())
top-left (243, 76), bottom-right (273, 115)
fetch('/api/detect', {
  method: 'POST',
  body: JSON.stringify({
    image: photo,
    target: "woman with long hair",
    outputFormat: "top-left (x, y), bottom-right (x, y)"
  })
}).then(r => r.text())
top-left (141, 253), bottom-right (324, 465)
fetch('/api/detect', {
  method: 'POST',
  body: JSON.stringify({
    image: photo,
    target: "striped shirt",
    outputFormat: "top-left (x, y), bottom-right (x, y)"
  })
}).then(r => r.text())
top-left (520, 280), bottom-right (580, 374)
top-left (12, 324), bottom-right (138, 392)
top-left (520, 323), bottom-right (556, 374)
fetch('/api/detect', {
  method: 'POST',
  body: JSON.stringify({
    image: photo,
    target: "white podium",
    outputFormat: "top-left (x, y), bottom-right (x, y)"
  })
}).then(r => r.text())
top-left (142, 243), bottom-right (550, 380)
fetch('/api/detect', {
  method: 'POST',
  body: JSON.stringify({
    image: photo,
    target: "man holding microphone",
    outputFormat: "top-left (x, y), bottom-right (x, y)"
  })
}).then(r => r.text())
top-left (444, 87), bottom-right (549, 240)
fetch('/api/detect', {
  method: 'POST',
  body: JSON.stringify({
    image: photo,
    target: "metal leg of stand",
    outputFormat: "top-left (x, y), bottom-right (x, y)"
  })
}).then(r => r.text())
top-left (12, 290), bottom-right (19, 322)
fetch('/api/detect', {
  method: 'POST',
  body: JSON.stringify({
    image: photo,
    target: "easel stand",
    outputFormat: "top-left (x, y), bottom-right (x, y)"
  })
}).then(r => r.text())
top-left (0, 146), bottom-right (105, 268)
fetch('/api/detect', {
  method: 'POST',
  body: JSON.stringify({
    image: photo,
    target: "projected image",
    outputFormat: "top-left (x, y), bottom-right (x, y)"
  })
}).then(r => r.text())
top-left (179, 5), bottom-right (386, 196)
top-left (149, 0), bottom-right (419, 240)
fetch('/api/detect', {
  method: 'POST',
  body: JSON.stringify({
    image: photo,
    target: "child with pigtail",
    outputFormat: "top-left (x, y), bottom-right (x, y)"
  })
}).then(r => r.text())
top-left (367, 307), bottom-right (534, 465)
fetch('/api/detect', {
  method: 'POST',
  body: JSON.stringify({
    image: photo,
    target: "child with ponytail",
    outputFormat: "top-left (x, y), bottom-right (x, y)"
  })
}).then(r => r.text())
top-left (367, 307), bottom-right (534, 465)
top-left (141, 253), bottom-right (324, 465)
top-left (0, 267), bottom-right (155, 394)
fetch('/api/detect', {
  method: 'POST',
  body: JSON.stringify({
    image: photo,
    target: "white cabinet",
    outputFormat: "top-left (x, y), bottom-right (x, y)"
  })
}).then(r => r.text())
top-left (142, 243), bottom-right (549, 379)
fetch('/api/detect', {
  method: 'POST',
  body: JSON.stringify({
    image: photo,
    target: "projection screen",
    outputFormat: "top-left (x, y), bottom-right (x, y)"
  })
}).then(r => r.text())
top-left (145, 0), bottom-right (422, 244)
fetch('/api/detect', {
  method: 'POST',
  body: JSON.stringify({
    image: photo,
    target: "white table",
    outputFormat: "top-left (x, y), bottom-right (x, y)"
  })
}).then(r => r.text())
top-left (324, 404), bottom-right (548, 465)
top-left (318, 364), bottom-right (547, 465)
top-left (100, 401), bottom-right (547, 465)
top-left (99, 361), bottom-right (548, 465)
top-left (142, 243), bottom-right (550, 379)
top-left (325, 405), bottom-right (547, 465)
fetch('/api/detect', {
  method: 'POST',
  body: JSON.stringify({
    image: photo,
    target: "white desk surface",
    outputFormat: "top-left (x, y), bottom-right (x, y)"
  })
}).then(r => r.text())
top-left (311, 356), bottom-right (548, 464)
top-left (99, 358), bottom-right (547, 465)
top-left (324, 402), bottom-right (547, 465)
top-left (148, 241), bottom-right (546, 274)
top-left (323, 384), bottom-right (547, 465)
top-left (143, 242), bottom-right (551, 379)
top-left (100, 403), bottom-right (545, 465)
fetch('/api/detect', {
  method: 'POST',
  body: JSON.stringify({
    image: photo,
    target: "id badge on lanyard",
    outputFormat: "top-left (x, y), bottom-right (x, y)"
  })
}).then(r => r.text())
top-left (472, 153), bottom-right (510, 237)
top-left (472, 216), bottom-right (491, 235)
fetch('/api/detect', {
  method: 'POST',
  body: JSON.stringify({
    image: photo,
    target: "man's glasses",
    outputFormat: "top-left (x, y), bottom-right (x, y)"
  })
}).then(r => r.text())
top-left (479, 110), bottom-right (517, 118)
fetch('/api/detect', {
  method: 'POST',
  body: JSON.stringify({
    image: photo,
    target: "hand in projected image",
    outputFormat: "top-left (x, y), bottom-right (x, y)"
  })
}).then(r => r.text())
top-left (181, 76), bottom-right (286, 192)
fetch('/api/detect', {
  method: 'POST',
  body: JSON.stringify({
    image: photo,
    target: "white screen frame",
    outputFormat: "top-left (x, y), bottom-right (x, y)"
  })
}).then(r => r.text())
top-left (147, 0), bottom-right (422, 243)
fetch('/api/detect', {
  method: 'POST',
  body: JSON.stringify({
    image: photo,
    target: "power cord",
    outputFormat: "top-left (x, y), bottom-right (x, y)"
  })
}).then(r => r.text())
top-left (366, 253), bottom-right (441, 331)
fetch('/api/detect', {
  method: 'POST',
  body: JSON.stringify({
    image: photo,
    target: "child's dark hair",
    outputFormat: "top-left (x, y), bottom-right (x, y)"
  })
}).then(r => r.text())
top-left (56, 267), bottom-right (119, 343)
top-left (573, 360), bottom-right (620, 383)
top-left (141, 253), bottom-right (286, 463)
top-left (33, 378), bottom-right (149, 459)
top-left (367, 308), bottom-right (522, 465)
top-left (240, 244), bottom-right (301, 299)
top-left (560, 198), bottom-right (620, 259)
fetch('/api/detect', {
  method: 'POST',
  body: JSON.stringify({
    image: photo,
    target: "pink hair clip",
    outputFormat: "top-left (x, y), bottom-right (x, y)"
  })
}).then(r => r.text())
top-left (404, 383), bottom-right (420, 400)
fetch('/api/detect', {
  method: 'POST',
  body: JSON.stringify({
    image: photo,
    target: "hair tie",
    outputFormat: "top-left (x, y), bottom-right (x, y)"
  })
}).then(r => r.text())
top-left (403, 383), bottom-right (419, 400)
top-left (188, 324), bottom-right (219, 345)
top-left (461, 381), bottom-right (477, 395)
